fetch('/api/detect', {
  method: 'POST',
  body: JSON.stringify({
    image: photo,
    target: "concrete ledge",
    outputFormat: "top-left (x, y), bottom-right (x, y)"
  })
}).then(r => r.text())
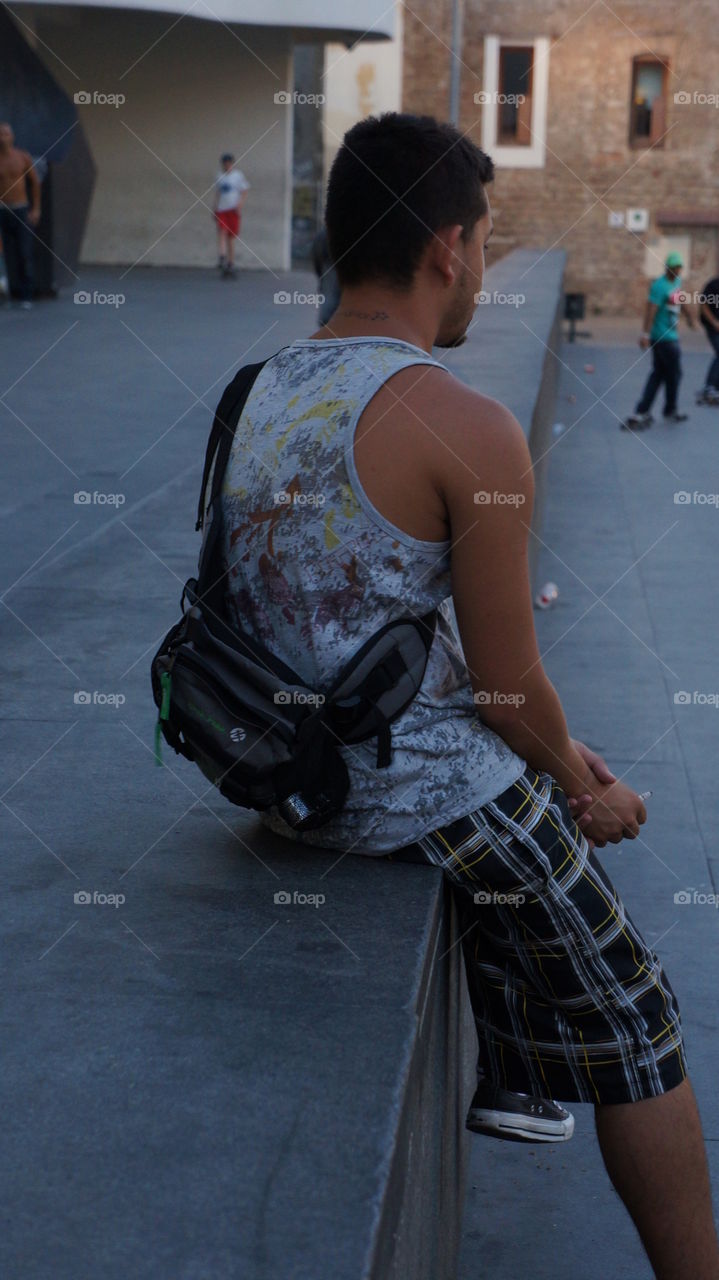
top-left (2, 800), bottom-right (473, 1279)
top-left (365, 870), bottom-right (475, 1280)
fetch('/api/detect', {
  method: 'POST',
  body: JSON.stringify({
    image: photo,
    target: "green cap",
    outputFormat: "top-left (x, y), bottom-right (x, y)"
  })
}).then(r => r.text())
top-left (665, 251), bottom-right (683, 268)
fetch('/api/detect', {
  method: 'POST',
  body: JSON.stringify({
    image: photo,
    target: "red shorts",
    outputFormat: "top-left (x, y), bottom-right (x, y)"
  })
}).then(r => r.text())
top-left (215, 208), bottom-right (240, 238)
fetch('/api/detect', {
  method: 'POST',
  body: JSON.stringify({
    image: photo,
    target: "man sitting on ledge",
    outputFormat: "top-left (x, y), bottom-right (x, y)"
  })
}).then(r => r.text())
top-left (219, 113), bottom-right (719, 1280)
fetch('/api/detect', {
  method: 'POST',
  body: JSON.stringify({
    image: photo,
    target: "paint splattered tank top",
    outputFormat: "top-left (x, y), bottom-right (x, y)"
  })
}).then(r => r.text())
top-left (221, 336), bottom-right (525, 854)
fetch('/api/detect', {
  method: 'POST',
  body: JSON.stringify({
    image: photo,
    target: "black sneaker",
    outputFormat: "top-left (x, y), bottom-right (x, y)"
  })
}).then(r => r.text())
top-left (621, 412), bottom-right (652, 431)
top-left (466, 1080), bottom-right (575, 1143)
top-left (664, 410), bottom-right (688, 422)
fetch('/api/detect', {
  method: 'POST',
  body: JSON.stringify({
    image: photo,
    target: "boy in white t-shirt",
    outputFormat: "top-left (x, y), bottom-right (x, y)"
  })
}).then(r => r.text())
top-left (213, 152), bottom-right (250, 278)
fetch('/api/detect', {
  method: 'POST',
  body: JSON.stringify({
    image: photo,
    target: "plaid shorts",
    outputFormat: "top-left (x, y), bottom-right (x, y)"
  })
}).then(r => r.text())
top-left (395, 766), bottom-right (688, 1104)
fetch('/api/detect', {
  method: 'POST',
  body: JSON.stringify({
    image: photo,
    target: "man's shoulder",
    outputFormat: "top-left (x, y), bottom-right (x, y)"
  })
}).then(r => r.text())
top-left (398, 362), bottom-right (518, 435)
top-left (391, 362), bottom-right (527, 476)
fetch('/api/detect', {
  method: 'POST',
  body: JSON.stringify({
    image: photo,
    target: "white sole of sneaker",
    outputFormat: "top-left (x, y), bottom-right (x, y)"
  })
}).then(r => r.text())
top-left (467, 1107), bottom-right (575, 1143)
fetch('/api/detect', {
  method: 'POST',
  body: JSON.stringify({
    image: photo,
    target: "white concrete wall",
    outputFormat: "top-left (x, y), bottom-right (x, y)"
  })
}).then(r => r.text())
top-left (321, 2), bottom-right (402, 191)
top-left (16, 0), bottom-right (395, 37)
top-left (27, 6), bottom-right (294, 268)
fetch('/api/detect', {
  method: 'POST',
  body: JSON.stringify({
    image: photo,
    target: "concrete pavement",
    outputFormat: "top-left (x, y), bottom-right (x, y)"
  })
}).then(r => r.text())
top-left (459, 315), bottom-right (719, 1279)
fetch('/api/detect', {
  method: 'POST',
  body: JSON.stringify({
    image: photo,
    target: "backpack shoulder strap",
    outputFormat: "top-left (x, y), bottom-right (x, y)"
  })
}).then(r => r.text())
top-left (196, 359), bottom-right (269, 532)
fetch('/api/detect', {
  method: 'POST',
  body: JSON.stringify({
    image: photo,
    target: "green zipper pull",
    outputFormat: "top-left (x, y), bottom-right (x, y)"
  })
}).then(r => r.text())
top-left (154, 670), bottom-right (172, 766)
top-left (159, 670), bottom-right (172, 720)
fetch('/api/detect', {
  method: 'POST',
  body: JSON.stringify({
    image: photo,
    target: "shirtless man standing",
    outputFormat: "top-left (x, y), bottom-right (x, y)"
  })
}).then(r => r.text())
top-left (0, 122), bottom-right (41, 309)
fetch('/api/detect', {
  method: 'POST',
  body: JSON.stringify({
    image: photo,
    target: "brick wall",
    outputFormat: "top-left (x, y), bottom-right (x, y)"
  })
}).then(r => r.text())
top-left (402, 0), bottom-right (719, 316)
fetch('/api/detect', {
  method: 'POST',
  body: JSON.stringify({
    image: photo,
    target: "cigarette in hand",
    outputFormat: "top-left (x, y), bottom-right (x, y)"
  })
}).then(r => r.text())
top-left (637, 790), bottom-right (652, 801)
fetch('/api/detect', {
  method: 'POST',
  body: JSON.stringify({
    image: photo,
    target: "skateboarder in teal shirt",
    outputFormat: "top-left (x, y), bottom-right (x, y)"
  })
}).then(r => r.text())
top-left (623, 251), bottom-right (696, 430)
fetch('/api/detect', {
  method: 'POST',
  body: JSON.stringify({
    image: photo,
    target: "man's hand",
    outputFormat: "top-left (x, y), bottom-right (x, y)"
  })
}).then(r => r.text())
top-left (568, 740), bottom-right (615, 847)
top-left (639, 333), bottom-right (650, 349)
top-left (27, 207), bottom-right (40, 227)
top-left (578, 779), bottom-right (647, 847)
top-left (565, 743), bottom-right (646, 846)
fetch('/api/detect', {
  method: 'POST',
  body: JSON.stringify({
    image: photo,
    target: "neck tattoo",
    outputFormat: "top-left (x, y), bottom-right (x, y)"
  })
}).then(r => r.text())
top-left (337, 308), bottom-right (391, 321)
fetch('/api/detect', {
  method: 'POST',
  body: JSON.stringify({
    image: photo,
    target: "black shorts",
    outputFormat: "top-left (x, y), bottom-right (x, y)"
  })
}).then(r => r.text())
top-left (395, 766), bottom-right (688, 1104)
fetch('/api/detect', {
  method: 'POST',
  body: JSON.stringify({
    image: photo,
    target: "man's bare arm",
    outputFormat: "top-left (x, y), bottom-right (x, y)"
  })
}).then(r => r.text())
top-left (24, 154), bottom-right (41, 223)
top-left (436, 392), bottom-right (594, 795)
top-left (640, 301), bottom-right (658, 345)
top-left (428, 382), bottom-right (646, 843)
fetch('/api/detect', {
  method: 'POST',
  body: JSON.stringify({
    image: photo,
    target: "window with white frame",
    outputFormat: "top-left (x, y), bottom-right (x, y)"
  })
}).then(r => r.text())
top-left (479, 36), bottom-right (550, 168)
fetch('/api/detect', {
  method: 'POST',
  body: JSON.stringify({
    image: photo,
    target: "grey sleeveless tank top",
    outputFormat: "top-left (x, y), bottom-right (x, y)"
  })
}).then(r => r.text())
top-left (220, 336), bottom-right (525, 854)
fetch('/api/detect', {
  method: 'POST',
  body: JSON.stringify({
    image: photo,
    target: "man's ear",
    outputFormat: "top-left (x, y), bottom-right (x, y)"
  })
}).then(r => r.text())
top-left (429, 224), bottom-right (464, 287)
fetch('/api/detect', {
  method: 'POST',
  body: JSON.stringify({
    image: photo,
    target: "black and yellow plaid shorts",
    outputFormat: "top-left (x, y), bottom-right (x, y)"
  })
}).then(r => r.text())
top-left (396, 766), bottom-right (688, 1105)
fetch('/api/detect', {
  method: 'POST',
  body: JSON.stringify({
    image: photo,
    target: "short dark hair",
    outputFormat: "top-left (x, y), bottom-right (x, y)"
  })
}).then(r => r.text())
top-left (324, 113), bottom-right (494, 289)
